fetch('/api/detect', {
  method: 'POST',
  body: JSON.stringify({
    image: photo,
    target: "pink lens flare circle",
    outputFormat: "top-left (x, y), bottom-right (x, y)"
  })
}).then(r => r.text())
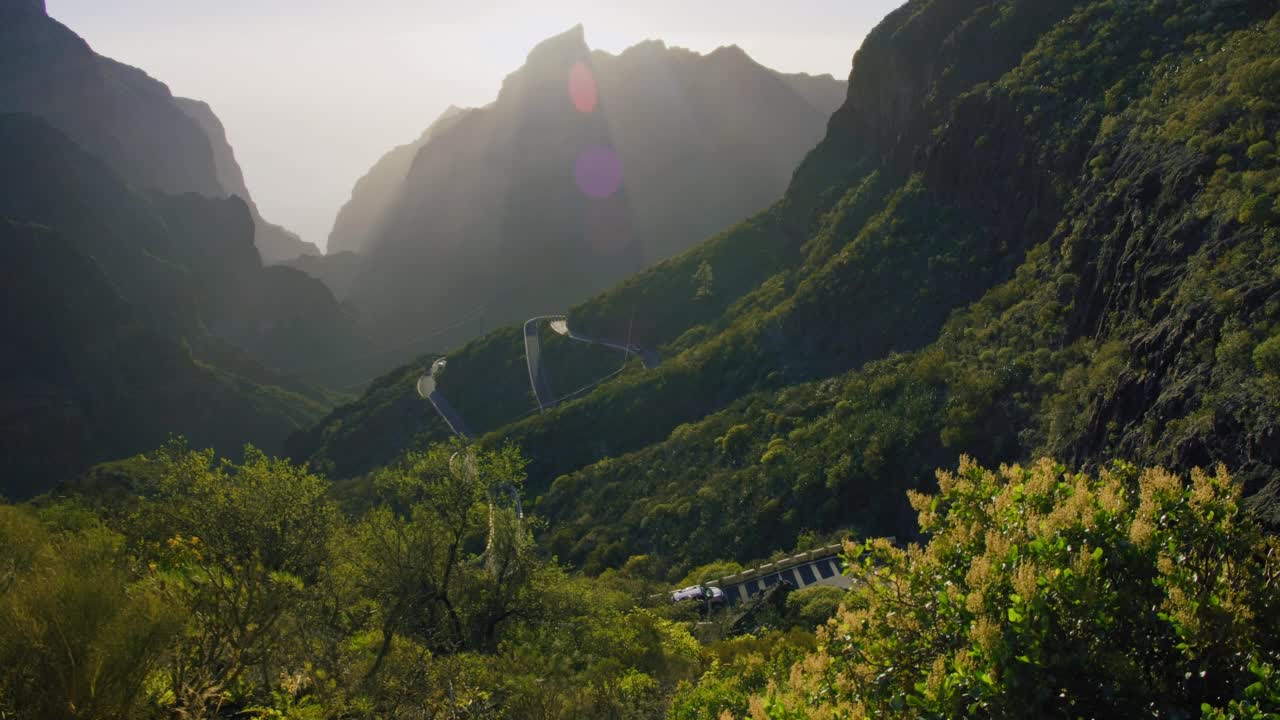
top-left (575, 145), bottom-right (623, 199)
top-left (568, 62), bottom-right (598, 113)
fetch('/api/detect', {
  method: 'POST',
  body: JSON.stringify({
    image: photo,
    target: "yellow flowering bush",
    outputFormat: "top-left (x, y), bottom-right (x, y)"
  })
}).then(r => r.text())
top-left (752, 458), bottom-right (1280, 719)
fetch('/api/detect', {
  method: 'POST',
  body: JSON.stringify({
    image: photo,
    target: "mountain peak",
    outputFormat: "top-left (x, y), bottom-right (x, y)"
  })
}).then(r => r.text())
top-left (525, 24), bottom-right (589, 64)
top-left (615, 38), bottom-right (668, 58)
top-left (708, 44), bottom-right (752, 62)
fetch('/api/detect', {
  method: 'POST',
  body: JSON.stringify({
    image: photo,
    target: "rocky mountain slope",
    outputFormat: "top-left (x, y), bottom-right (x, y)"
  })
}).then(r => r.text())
top-left (295, 0), bottom-right (1280, 581)
top-left (0, 1), bottom-right (316, 263)
top-left (334, 26), bottom-right (845, 360)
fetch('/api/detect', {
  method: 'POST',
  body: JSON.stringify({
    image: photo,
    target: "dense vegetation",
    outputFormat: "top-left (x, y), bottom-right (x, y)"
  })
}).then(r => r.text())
top-left (0, 443), bottom-right (767, 719)
top-left (4, 448), bottom-right (1275, 719)
top-left (673, 458), bottom-right (1280, 719)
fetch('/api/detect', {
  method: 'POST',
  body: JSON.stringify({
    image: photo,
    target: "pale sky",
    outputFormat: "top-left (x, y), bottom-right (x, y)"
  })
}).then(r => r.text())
top-left (45, 0), bottom-right (903, 251)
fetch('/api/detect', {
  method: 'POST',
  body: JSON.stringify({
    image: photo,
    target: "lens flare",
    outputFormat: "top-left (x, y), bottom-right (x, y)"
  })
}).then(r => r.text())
top-left (574, 144), bottom-right (623, 199)
top-left (568, 61), bottom-right (598, 113)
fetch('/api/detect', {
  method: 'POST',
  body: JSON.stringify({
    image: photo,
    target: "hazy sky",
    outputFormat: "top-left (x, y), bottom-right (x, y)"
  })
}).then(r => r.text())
top-left (45, 1), bottom-right (903, 251)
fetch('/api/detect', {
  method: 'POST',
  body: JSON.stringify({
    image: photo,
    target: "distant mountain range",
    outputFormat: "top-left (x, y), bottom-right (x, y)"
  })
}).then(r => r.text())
top-left (321, 26), bottom-right (845, 362)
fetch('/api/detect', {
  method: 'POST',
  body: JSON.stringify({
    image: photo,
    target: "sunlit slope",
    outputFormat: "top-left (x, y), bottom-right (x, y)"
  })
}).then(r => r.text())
top-left (535, 0), bottom-right (1280, 573)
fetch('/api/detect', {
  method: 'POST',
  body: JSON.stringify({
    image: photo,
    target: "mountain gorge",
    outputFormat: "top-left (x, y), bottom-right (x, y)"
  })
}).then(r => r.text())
top-left (298, 0), bottom-right (1280, 577)
top-left (0, 112), bottom-right (350, 498)
top-left (173, 97), bottom-right (321, 264)
top-left (331, 26), bottom-right (847, 359)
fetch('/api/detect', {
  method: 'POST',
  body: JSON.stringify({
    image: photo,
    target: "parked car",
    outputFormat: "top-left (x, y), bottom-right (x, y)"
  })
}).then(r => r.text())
top-left (671, 584), bottom-right (726, 606)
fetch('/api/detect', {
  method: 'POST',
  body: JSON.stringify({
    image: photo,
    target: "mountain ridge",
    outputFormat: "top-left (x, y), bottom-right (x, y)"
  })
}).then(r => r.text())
top-left (0, 6), bottom-right (315, 263)
top-left (335, 25), bottom-right (847, 372)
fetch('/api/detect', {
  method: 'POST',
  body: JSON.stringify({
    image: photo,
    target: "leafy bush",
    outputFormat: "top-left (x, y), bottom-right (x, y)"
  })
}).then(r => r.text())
top-left (752, 458), bottom-right (1280, 719)
top-left (0, 506), bottom-right (181, 720)
top-left (784, 586), bottom-right (846, 630)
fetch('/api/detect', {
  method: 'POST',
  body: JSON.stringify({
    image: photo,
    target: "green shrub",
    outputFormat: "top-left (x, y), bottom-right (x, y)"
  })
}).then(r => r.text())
top-left (1247, 140), bottom-right (1276, 163)
top-left (785, 585), bottom-right (846, 630)
top-left (1239, 194), bottom-right (1276, 226)
top-left (1254, 335), bottom-right (1280, 375)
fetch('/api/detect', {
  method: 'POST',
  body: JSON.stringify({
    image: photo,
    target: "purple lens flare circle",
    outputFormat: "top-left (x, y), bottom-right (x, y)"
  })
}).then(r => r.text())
top-left (575, 144), bottom-right (623, 199)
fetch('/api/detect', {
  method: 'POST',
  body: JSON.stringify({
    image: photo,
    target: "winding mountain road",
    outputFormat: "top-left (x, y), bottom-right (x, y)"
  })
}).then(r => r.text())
top-left (418, 318), bottom-right (849, 603)
top-left (548, 317), bottom-right (660, 369)
top-left (416, 358), bottom-right (472, 437)
top-left (523, 317), bottom-right (559, 412)
top-left (417, 358), bottom-right (523, 562)
top-left (420, 310), bottom-right (660, 433)
top-left (524, 314), bottom-right (660, 411)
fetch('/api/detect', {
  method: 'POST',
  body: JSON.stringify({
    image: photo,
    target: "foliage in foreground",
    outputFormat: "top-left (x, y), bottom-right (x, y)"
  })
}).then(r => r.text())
top-left (6, 448), bottom-right (1280, 719)
top-left (0, 442), bottom-right (708, 719)
top-left (679, 459), bottom-right (1280, 719)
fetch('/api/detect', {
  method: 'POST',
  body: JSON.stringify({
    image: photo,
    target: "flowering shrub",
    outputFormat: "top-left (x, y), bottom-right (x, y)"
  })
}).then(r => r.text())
top-left (754, 458), bottom-right (1280, 719)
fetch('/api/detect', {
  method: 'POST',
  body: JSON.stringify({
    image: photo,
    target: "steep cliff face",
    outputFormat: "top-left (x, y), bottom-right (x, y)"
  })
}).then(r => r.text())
top-left (0, 13), bottom-right (221, 196)
top-left (173, 98), bottom-right (321, 264)
top-left (0, 112), bottom-right (351, 369)
top-left (327, 105), bottom-right (469, 257)
top-left (336, 26), bottom-right (846, 363)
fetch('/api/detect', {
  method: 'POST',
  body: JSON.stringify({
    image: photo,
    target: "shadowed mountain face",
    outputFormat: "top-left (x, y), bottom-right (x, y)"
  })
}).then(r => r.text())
top-left (0, 6), bottom-right (352, 490)
top-left (0, 3), bottom-right (316, 263)
top-left (0, 218), bottom-right (329, 500)
top-left (336, 26), bottom-right (845, 356)
top-left (0, 112), bottom-right (353, 371)
top-left (0, 113), bottom-right (349, 499)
